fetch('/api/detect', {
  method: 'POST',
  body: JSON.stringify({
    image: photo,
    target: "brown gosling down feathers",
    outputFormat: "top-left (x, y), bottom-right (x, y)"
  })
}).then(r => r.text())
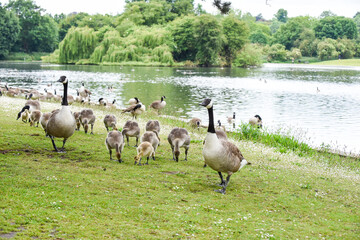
top-left (200, 98), bottom-right (250, 194)
top-left (73, 112), bottom-right (81, 131)
top-left (167, 127), bottom-right (191, 162)
top-left (122, 120), bottom-right (140, 147)
top-left (134, 142), bottom-right (155, 165)
top-left (29, 110), bottom-right (41, 127)
top-left (141, 131), bottom-right (160, 160)
top-left (103, 114), bottom-right (117, 131)
top-left (40, 112), bottom-right (52, 135)
top-left (79, 109), bottom-right (96, 134)
top-left (145, 120), bottom-right (161, 134)
top-left (105, 130), bottom-right (125, 163)
top-left (188, 117), bottom-right (202, 131)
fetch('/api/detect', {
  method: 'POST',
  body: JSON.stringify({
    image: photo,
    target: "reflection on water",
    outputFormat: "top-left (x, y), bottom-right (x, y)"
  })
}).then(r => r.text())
top-left (0, 62), bottom-right (359, 154)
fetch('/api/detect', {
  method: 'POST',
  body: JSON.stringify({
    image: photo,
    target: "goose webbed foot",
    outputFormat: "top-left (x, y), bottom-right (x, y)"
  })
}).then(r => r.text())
top-left (215, 188), bottom-right (226, 194)
top-left (203, 163), bottom-right (207, 168)
top-left (118, 159), bottom-right (123, 163)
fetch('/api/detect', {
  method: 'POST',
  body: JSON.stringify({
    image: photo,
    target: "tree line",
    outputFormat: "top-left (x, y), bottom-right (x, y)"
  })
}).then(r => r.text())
top-left (1, 0), bottom-right (360, 67)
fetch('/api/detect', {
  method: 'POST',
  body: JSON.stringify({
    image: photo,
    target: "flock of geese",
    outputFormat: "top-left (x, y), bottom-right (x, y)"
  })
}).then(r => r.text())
top-left (1, 77), bottom-right (263, 194)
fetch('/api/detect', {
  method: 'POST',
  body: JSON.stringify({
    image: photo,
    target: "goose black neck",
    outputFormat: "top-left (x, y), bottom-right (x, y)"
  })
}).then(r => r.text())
top-left (62, 82), bottom-right (68, 106)
top-left (207, 107), bottom-right (216, 133)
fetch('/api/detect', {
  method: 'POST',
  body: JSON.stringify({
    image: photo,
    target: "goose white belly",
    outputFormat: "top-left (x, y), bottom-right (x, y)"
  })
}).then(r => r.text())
top-left (47, 106), bottom-right (76, 138)
top-left (203, 133), bottom-right (228, 171)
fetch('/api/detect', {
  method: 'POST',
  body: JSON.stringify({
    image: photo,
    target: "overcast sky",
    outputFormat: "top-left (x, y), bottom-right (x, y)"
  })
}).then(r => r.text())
top-left (1, 0), bottom-right (359, 19)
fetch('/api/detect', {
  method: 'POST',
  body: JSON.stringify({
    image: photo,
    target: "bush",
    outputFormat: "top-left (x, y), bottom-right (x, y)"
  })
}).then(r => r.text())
top-left (267, 43), bottom-right (287, 62)
top-left (233, 44), bottom-right (262, 67)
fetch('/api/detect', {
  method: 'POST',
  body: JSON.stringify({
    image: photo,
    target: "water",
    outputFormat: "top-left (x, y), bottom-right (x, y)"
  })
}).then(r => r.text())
top-left (1, 62), bottom-right (359, 154)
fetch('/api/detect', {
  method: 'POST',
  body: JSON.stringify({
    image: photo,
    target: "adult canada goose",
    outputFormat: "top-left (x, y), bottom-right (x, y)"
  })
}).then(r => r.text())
top-left (16, 99), bottom-right (41, 120)
top-left (103, 114), bottom-right (117, 131)
top-left (79, 109), bottom-right (96, 134)
top-left (20, 108), bottom-right (30, 123)
top-left (53, 89), bottom-right (62, 102)
top-left (98, 98), bottom-right (107, 106)
top-left (167, 127), bottom-right (190, 162)
top-left (150, 96), bottom-right (166, 113)
top-left (200, 98), bottom-right (250, 194)
top-left (40, 112), bottom-right (52, 135)
top-left (105, 130), bottom-right (125, 163)
top-left (44, 88), bottom-right (54, 100)
top-left (29, 110), bottom-right (41, 127)
top-left (227, 112), bottom-right (235, 124)
top-left (145, 120), bottom-right (161, 134)
top-left (122, 103), bottom-right (145, 119)
top-left (202, 129), bottom-right (227, 168)
top-left (45, 76), bottom-right (76, 152)
top-left (141, 131), bottom-right (160, 160)
top-left (189, 117), bottom-right (202, 131)
top-left (106, 99), bottom-right (117, 109)
top-left (73, 112), bottom-right (81, 131)
top-left (79, 82), bottom-right (91, 101)
top-left (122, 120), bottom-right (140, 147)
top-left (249, 115), bottom-right (263, 128)
top-left (134, 142), bottom-right (155, 165)
top-left (128, 97), bottom-right (140, 105)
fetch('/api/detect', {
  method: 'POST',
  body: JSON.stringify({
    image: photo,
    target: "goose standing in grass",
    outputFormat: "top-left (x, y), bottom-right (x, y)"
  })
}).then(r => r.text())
top-left (103, 114), bottom-right (117, 132)
top-left (45, 76), bottom-right (76, 152)
top-left (216, 120), bottom-right (226, 132)
top-left (122, 103), bottom-right (145, 119)
top-left (73, 112), bottom-right (81, 131)
top-left (145, 120), bottom-right (161, 134)
top-left (105, 130), bottom-right (125, 163)
top-left (16, 98), bottom-right (41, 121)
top-left (79, 109), bottom-right (96, 134)
top-left (134, 142), bottom-right (155, 166)
top-left (200, 98), bottom-right (250, 194)
top-left (20, 108), bottom-right (30, 123)
top-left (128, 97), bottom-right (140, 105)
top-left (141, 131), bottom-right (160, 161)
top-left (249, 115), bottom-right (263, 128)
top-left (98, 98), bottom-right (107, 106)
top-left (40, 112), bottom-right (52, 135)
top-left (150, 96), bottom-right (166, 113)
top-left (106, 99), bottom-right (117, 109)
top-left (167, 127), bottom-right (190, 162)
top-left (227, 112), bottom-right (235, 124)
top-left (29, 110), bottom-right (41, 127)
top-left (44, 88), bottom-right (54, 101)
top-left (78, 82), bottom-right (91, 101)
top-left (53, 90), bottom-right (62, 102)
top-left (122, 120), bottom-right (140, 147)
top-left (189, 117), bottom-right (202, 131)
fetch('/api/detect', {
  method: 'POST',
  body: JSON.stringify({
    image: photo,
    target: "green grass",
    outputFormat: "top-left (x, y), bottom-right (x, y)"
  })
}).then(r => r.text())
top-left (4, 52), bottom-right (50, 61)
top-left (311, 58), bottom-right (360, 66)
top-left (0, 96), bottom-right (359, 239)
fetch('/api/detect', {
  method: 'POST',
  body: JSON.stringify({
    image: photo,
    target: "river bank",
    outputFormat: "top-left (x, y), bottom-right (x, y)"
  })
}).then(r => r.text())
top-left (0, 95), bottom-right (359, 239)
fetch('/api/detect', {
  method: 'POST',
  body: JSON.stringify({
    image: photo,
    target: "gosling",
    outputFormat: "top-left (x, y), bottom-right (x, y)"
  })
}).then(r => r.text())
top-left (103, 114), bottom-right (117, 131)
top-left (73, 112), bottom-right (81, 131)
top-left (79, 109), bottom-right (96, 134)
top-left (40, 112), bottom-right (52, 135)
top-left (141, 131), bottom-right (160, 160)
top-left (105, 130), bottom-right (125, 163)
top-left (134, 142), bottom-right (155, 165)
top-left (145, 120), bottom-right (160, 134)
top-left (122, 120), bottom-right (140, 147)
top-left (167, 127), bottom-right (190, 162)
top-left (29, 110), bottom-right (41, 127)
top-left (188, 117), bottom-right (202, 131)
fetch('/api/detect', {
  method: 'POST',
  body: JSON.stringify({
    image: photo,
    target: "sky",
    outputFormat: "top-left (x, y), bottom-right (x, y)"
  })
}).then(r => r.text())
top-left (0, 0), bottom-right (359, 19)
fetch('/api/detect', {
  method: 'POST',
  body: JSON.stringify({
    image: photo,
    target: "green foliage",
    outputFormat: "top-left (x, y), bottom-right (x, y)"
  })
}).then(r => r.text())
top-left (287, 48), bottom-right (302, 60)
top-left (0, 4), bottom-right (20, 58)
top-left (314, 16), bottom-right (358, 40)
top-left (77, 14), bottom-right (116, 31)
top-left (317, 38), bottom-right (338, 60)
top-left (267, 43), bottom-right (287, 62)
top-left (249, 30), bottom-right (268, 45)
top-left (194, 14), bottom-right (221, 66)
top-left (233, 43), bottom-right (262, 67)
top-left (57, 12), bottom-right (89, 41)
top-left (221, 15), bottom-right (249, 66)
top-left (30, 15), bottom-right (59, 52)
top-left (274, 8), bottom-right (288, 23)
top-left (58, 27), bottom-right (98, 64)
top-left (335, 38), bottom-right (355, 59)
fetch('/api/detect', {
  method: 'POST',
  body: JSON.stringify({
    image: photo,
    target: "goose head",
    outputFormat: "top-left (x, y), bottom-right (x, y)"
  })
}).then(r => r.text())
top-left (58, 76), bottom-right (68, 84)
top-left (200, 98), bottom-right (213, 109)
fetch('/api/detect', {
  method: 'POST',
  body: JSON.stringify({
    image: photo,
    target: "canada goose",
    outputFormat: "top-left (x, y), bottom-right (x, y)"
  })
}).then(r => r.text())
top-left (79, 82), bottom-right (91, 101)
top-left (145, 120), bottom-right (161, 134)
top-left (227, 112), bottom-right (235, 124)
top-left (20, 108), bottom-right (30, 123)
top-left (40, 112), bottom-right (52, 135)
top-left (79, 109), bottom-right (96, 134)
top-left (141, 131), bottom-right (160, 160)
top-left (29, 110), bottom-right (41, 127)
top-left (167, 127), bottom-right (190, 162)
top-left (103, 114), bottom-right (117, 131)
top-left (106, 99), bottom-right (117, 109)
top-left (122, 103), bottom-right (145, 119)
top-left (75, 90), bottom-right (82, 102)
top-left (4, 84), bottom-right (18, 97)
top-left (98, 98), bottom-right (107, 106)
top-left (188, 117), bottom-right (202, 131)
top-left (66, 94), bottom-right (75, 105)
top-left (202, 129), bottom-right (227, 168)
top-left (105, 130), bottom-right (125, 163)
top-left (16, 99), bottom-right (41, 120)
top-left (200, 98), bottom-right (250, 194)
top-left (53, 89), bottom-right (62, 102)
top-left (216, 120), bottom-right (226, 132)
top-left (150, 96), bottom-right (166, 113)
top-left (73, 112), bottom-right (81, 131)
top-left (28, 90), bottom-right (40, 100)
top-left (44, 88), bottom-right (54, 100)
top-left (134, 142), bottom-right (155, 165)
top-left (249, 115), bottom-right (262, 128)
top-left (128, 97), bottom-right (140, 105)
top-left (45, 76), bottom-right (76, 152)
top-left (122, 120), bottom-right (140, 147)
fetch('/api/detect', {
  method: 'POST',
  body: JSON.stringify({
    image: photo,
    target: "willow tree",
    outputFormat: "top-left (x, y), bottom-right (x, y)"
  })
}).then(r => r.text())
top-left (58, 26), bottom-right (97, 64)
top-left (90, 29), bottom-right (122, 64)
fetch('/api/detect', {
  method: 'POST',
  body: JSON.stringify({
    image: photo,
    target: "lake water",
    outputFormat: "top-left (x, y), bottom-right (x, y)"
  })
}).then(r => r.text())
top-left (0, 62), bottom-right (359, 155)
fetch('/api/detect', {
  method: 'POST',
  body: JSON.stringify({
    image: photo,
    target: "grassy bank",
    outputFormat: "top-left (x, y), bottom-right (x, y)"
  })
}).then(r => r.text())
top-left (0, 96), bottom-right (359, 239)
top-left (311, 58), bottom-right (360, 67)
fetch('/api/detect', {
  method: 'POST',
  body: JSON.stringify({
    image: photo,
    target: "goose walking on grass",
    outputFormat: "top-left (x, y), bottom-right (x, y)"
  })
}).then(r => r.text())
top-left (122, 103), bottom-right (145, 119)
top-left (103, 114), bottom-right (117, 132)
top-left (45, 76), bottom-right (76, 152)
top-left (145, 120), bottom-right (161, 134)
top-left (122, 120), bottom-right (140, 147)
top-left (200, 98), bottom-right (250, 194)
top-left (167, 127), bottom-right (190, 162)
top-left (150, 96), bottom-right (166, 113)
top-left (105, 130), bottom-right (125, 163)
top-left (249, 115), bottom-right (263, 128)
top-left (79, 109), bottom-right (96, 134)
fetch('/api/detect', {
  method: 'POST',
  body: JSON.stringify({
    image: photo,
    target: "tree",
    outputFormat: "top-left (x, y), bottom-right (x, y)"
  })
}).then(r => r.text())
top-left (314, 16), bottom-right (358, 40)
top-left (194, 14), bottom-right (221, 66)
top-left (317, 38), bottom-right (338, 60)
top-left (0, 4), bottom-right (20, 58)
top-left (221, 15), bottom-right (249, 66)
top-left (6, 0), bottom-right (58, 52)
top-left (275, 8), bottom-right (288, 23)
top-left (58, 12), bottom-right (89, 41)
top-left (267, 43), bottom-right (287, 62)
top-left (319, 10), bottom-right (336, 18)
